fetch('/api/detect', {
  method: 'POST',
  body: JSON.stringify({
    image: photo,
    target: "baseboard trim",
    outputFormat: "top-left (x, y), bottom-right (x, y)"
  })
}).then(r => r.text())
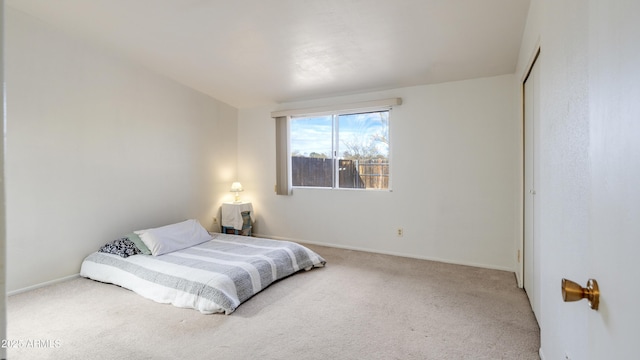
top-left (253, 233), bottom-right (515, 273)
top-left (8, 236), bottom-right (516, 296)
top-left (8, 274), bottom-right (81, 296)
top-left (515, 269), bottom-right (524, 289)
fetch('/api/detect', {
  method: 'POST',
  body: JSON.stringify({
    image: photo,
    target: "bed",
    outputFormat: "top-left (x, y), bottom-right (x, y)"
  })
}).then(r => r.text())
top-left (80, 219), bottom-right (325, 314)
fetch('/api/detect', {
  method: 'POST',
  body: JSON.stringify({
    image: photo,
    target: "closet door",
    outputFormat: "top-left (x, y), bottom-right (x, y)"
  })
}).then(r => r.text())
top-left (523, 53), bottom-right (540, 318)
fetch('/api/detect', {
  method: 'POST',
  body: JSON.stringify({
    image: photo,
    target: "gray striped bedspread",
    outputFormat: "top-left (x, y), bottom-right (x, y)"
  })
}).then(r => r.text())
top-left (80, 233), bottom-right (326, 314)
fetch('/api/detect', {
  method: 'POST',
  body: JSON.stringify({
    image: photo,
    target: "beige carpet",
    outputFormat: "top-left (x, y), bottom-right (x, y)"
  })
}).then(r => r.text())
top-left (7, 244), bottom-right (539, 359)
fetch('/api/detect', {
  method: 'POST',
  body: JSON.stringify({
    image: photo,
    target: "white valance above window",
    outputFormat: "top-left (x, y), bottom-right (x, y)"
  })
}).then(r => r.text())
top-left (270, 98), bottom-right (402, 118)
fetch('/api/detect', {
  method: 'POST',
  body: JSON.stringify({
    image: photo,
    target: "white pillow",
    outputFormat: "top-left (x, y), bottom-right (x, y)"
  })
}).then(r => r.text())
top-left (134, 219), bottom-right (212, 256)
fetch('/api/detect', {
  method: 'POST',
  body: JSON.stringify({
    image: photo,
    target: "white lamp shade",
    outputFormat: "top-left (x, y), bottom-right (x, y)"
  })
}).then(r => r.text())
top-left (230, 182), bottom-right (244, 192)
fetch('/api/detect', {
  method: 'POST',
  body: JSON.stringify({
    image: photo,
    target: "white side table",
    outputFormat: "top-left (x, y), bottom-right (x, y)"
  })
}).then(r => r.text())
top-left (221, 202), bottom-right (254, 235)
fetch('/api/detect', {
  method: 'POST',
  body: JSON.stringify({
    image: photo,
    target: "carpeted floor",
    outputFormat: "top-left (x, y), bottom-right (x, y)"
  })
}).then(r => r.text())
top-left (7, 244), bottom-right (540, 359)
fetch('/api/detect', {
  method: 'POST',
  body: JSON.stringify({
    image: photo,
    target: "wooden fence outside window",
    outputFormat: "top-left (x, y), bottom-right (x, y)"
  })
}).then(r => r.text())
top-left (291, 156), bottom-right (389, 189)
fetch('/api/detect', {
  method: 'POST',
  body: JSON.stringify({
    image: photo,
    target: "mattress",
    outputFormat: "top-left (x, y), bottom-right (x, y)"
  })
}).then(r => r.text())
top-left (80, 233), bottom-right (325, 314)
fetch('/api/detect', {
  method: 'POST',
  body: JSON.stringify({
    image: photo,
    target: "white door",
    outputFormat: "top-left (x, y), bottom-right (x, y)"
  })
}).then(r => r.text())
top-left (586, 1), bottom-right (640, 357)
top-left (523, 53), bottom-right (539, 318)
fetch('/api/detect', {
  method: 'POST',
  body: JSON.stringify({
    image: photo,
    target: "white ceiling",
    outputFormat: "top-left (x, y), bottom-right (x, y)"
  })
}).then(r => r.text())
top-left (8, 0), bottom-right (531, 108)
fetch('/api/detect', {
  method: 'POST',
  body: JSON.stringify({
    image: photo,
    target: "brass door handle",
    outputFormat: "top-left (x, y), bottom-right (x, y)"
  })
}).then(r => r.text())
top-left (562, 278), bottom-right (599, 310)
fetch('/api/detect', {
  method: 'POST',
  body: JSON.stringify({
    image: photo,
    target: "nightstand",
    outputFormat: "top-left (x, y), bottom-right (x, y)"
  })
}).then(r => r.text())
top-left (221, 202), bottom-right (254, 236)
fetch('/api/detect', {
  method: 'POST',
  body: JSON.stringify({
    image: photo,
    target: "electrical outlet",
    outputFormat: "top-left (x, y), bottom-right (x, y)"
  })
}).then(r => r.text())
top-left (397, 228), bottom-right (403, 237)
top-left (213, 217), bottom-right (217, 224)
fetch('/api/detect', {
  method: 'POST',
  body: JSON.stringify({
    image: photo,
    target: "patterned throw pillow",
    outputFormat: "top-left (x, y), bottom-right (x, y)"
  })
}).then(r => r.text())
top-left (98, 238), bottom-right (142, 258)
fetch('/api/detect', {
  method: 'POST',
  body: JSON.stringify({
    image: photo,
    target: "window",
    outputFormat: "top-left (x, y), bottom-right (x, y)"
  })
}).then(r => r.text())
top-left (272, 98), bottom-right (400, 195)
top-left (289, 110), bottom-right (390, 190)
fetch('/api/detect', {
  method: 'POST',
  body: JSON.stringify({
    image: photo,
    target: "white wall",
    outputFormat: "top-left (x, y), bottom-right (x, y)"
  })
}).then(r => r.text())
top-left (238, 74), bottom-right (520, 272)
top-left (516, 0), bottom-right (590, 358)
top-left (5, 8), bottom-right (238, 292)
top-left (0, 1), bottom-right (7, 358)
top-left (519, 0), bottom-right (640, 358)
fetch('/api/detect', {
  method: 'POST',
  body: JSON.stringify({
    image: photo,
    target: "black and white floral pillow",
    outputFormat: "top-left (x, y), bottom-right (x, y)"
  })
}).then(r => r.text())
top-left (98, 238), bottom-right (142, 258)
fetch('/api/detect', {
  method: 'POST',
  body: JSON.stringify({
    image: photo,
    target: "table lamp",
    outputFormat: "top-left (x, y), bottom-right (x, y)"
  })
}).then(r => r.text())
top-left (230, 182), bottom-right (244, 203)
